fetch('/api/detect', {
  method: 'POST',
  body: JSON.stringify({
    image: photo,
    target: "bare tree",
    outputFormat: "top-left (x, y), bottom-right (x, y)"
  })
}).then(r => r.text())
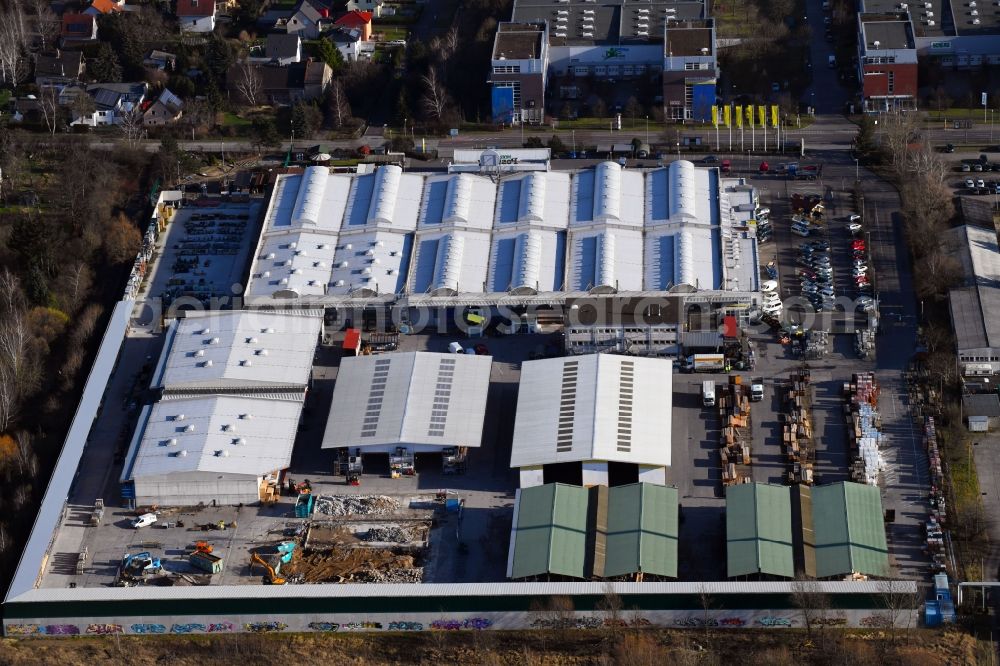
top-left (328, 79), bottom-right (351, 130)
top-left (0, 0), bottom-right (29, 86)
top-left (420, 67), bottom-right (448, 122)
top-left (234, 60), bottom-right (263, 108)
top-left (697, 583), bottom-right (713, 639)
top-left (30, 0), bottom-right (59, 52)
top-left (117, 106), bottom-right (145, 149)
top-left (597, 581), bottom-right (624, 638)
top-left (37, 85), bottom-right (61, 136)
top-left (880, 111), bottom-right (921, 173)
top-left (790, 577), bottom-right (830, 639)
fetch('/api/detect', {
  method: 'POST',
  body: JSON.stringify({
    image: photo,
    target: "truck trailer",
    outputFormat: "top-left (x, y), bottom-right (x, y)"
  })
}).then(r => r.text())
top-left (702, 380), bottom-right (716, 407)
top-left (688, 354), bottom-right (726, 373)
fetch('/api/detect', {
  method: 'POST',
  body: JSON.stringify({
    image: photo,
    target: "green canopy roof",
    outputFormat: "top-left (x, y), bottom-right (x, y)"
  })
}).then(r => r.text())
top-left (509, 483), bottom-right (590, 579)
top-left (811, 482), bottom-right (889, 578)
top-left (726, 483), bottom-right (794, 578)
top-left (509, 482), bottom-right (678, 580)
top-left (601, 483), bottom-right (679, 578)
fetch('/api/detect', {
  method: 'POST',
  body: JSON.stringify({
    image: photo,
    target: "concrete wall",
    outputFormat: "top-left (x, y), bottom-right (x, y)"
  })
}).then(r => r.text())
top-left (581, 461), bottom-right (608, 486)
top-left (134, 475), bottom-right (259, 507)
top-left (638, 465), bottom-right (666, 485)
top-left (519, 466), bottom-right (544, 488)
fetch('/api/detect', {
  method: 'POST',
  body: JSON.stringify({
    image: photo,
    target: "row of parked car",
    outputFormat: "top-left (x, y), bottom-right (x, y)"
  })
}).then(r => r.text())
top-left (962, 177), bottom-right (1000, 195)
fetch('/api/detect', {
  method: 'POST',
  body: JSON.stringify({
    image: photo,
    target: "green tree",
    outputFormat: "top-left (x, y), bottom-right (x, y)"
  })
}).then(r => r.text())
top-left (291, 102), bottom-right (322, 138)
top-left (90, 42), bottom-right (122, 82)
top-left (547, 134), bottom-right (567, 154)
top-left (855, 115), bottom-right (877, 162)
top-left (204, 36), bottom-right (236, 82)
top-left (394, 87), bottom-right (410, 125)
top-left (317, 38), bottom-right (344, 75)
top-left (251, 117), bottom-right (281, 150)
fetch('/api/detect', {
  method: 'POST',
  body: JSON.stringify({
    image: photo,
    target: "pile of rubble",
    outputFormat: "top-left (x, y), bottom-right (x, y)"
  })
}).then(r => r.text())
top-left (362, 526), bottom-right (411, 543)
top-left (314, 495), bottom-right (401, 517)
top-left (353, 567), bottom-right (423, 583)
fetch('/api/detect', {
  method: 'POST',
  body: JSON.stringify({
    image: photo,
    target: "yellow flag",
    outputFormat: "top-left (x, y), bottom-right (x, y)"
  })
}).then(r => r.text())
top-left (771, 105), bottom-right (779, 128)
top-left (745, 105), bottom-right (754, 127)
top-left (735, 105), bottom-right (742, 128)
top-left (711, 106), bottom-right (718, 127)
top-left (758, 106), bottom-right (766, 127)
top-left (723, 105), bottom-right (731, 127)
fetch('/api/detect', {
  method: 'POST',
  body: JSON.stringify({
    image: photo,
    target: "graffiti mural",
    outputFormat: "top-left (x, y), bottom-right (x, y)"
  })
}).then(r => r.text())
top-left (719, 617), bottom-right (747, 627)
top-left (244, 622), bottom-right (287, 633)
top-left (813, 617), bottom-right (847, 627)
top-left (430, 618), bottom-right (492, 631)
top-left (207, 622), bottom-right (234, 633)
top-left (171, 624), bottom-right (207, 634)
top-left (530, 617), bottom-right (602, 630)
top-left (388, 622), bottom-right (424, 631)
top-left (130, 624), bottom-right (167, 634)
top-left (308, 622), bottom-right (340, 632)
top-left (87, 624), bottom-right (124, 635)
top-left (860, 615), bottom-right (890, 628)
top-left (339, 622), bottom-right (383, 631)
top-left (674, 618), bottom-right (719, 628)
top-left (45, 625), bottom-right (80, 636)
top-left (6, 624), bottom-right (44, 636)
top-left (757, 617), bottom-right (793, 627)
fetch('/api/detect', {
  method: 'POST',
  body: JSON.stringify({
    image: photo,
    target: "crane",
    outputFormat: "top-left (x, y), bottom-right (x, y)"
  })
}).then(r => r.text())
top-left (249, 552), bottom-right (286, 585)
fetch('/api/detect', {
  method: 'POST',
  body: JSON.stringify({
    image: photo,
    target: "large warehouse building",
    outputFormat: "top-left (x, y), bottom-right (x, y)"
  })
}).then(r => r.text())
top-left (121, 310), bottom-right (322, 506)
top-left (510, 353), bottom-right (672, 487)
top-left (322, 351), bottom-right (492, 469)
top-left (244, 161), bottom-right (762, 311)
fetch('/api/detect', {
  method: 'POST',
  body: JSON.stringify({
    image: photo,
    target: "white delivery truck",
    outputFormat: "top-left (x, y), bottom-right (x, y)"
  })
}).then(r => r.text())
top-left (702, 380), bottom-right (716, 407)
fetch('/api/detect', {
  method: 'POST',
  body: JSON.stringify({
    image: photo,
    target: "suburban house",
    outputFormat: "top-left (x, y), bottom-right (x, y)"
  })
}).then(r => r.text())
top-left (280, 0), bottom-right (330, 39)
top-left (144, 50), bottom-right (178, 71)
top-left (345, 0), bottom-right (383, 18)
top-left (334, 10), bottom-right (372, 41)
top-left (239, 60), bottom-right (331, 105)
top-left (248, 34), bottom-right (302, 65)
top-left (60, 13), bottom-right (98, 45)
top-left (328, 27), bottom-right (363, 61)
top-left (70, 82), bottom-right (147, 126)
top-left (177, 0), bottom-right (216, 33)
top-left (83, 0), bottom-right (124, 15)
top-left (143, 88), bottom-right (184, 125)
top-left (34, 50), bottom-right (85, 90)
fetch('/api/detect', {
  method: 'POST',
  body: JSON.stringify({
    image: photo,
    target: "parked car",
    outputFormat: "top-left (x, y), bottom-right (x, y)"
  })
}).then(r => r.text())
top-left (132, 513), bottom-right (158, 529)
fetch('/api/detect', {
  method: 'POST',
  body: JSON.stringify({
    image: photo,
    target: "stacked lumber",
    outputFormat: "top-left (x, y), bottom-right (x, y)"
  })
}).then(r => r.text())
top-left (844, 372), bottom-right (884, 486)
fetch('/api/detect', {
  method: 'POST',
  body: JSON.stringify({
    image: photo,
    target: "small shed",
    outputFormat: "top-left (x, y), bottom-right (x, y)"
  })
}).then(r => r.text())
top-left (963, 393), bottom-right (1000, 432)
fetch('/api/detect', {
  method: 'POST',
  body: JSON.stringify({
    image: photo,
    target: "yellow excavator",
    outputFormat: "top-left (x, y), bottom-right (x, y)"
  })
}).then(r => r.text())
top-left (249, 552), bottom-right (286, 585)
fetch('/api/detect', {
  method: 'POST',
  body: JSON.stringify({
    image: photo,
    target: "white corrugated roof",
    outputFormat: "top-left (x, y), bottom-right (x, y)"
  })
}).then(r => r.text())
top-left (327, 230), bottom-right (411, 296)
top-left (489, 227), bottom-right (565, 293)
top-left (419, 173), bottom-right (497, 231)
top-left (494, 171), bottom-right (571, 229)
top-left (510, 354), bottom-right (672, 468)
top-left (567, 227), bottom-right (644, 292)
top-left (322, 351), bottom-right (492, 450)
top-left (248, 230), bottom-right (338, 298)
top-left (262, 170), bottom-right (351, 234)
top-left (951, 224), bottom-right (1000, 286)
top-left (342, 165), bottom-right (424, 231)
top-left (155, 310), bottom-right (321, 391)
top-left (129, 395), bottom-right (303, 480)
top-left (570, 162), bottom-right (644, 228)
top-left (409, 229), bottom-right (493, 296)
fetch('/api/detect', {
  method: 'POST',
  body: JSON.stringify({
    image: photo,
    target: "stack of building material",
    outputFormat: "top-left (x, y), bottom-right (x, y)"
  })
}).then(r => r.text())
top-left (855, 327), bottom-right (875, 359)
top-left (844, 373), bottom-right (884, 486)
top-left (924, 417), bottom-right (947, 525)
top-left (719, 376), bottom-right (753, 485)
top-left (804, 329), bottom-right (829, 359)
top-left (783, 371), bottom-right (814, 485)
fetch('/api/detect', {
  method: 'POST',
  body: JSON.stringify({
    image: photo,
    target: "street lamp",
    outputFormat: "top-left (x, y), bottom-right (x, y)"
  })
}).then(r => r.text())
top-left (645, 115), bottom-right (649, 146)
top-left (855, 158), bottom-right (859, 182)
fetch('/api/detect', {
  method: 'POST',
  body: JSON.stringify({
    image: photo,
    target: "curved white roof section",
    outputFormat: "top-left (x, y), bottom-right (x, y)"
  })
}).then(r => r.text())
top-left (433, 234), bottom-right (465, 295)
top-left (593, 161), bottom-right (622, 221)
top-left (368, 165), bottom-right (402, 225)
top-left (669, 160), bottom-right (698, 221)
top-left (291, 166), bottom-right (328, 227)
top-left (511, 354), bottom-right (673, 468)
top-left (130, 395), bottom-right (304, 480)
top-left (512, 231), bottom-right (542, 293)
top-left (595, 232), bottom-right (616, 292)
top-left (443, 174), bottom-right (473, 224)
top-left (568, 228), bottom-right (643, 292)
top-left (409, 229), bottom-right (491, 296)
top-left (153, 310), bottom-right (322, 391)
top-left (518, 172), bottom-right (547, 222)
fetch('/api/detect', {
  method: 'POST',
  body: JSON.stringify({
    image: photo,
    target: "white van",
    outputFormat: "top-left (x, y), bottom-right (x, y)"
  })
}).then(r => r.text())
top-left (132, 513), bottom-right (157, 529)
top-left (448, 342), bottom-right (464, 354)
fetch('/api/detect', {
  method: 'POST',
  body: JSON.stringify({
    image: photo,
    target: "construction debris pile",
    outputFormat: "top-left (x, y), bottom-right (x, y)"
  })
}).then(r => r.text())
top-left (362, 526), bottom-right (411, 543)
top-left (286, 547), bottom-right (423, 584)
top-left (314, 495), bottom-right (401, 517)
top-left (855, 327), bottom-right (875, 359)
top-left (782, 371), bottom-right (815, 486)
top-left (719, 376), bottom-right (753, 486)
top-left (844, 372), bottom-right (885, 486)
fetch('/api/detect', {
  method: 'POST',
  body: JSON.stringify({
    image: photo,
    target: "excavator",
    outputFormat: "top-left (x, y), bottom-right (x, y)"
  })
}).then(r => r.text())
top-left (249, 552), bottom-right (286, 585)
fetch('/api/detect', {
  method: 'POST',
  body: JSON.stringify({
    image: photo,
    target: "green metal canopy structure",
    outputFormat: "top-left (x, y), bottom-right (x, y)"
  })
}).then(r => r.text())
top-left (508, 482), bottom-right (678, 580)
top-left (726, 483), bottom-right (794, 578)
top-left (809, 481), bottom-right (889, 578)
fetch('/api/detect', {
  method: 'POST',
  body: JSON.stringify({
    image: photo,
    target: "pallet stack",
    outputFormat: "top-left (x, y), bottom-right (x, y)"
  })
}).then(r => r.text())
top-left (783, 371), bottom-right (815, 485)
top-left (844, 372), bottom-right (885, 486)
top-left (719, 376), bottom-right (753, 486)
top-left (923, 417), bottom-right (947, 525)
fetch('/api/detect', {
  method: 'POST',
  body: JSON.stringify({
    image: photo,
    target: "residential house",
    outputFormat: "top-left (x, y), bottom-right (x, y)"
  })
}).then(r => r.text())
top-left (144, 88), bottom-right (184, 125)
top-left (281, 0), bottom-right (330, 39)
top-left (248, 34), bottom-right (302, 65)
top-left (334, 10), bottom-right (372, 41)
top-left (345, 0), bottom-right (383, 19)
top-left (83, 0), bottom-right (124, 16)
top-left (328, 27), bottom-right (362, 62)
top-left (61, 13), bottom-right (98, 45)
top-left (34, 50), bottom-right (85, 90)
top-left (177, 0), bottom-right (216, 32)
top-left (144, 50), bottom-right (178, 71)
top-left (70, 82), bottom-right (147, 126)
top-left (234, 60), bottom-right (331, 106)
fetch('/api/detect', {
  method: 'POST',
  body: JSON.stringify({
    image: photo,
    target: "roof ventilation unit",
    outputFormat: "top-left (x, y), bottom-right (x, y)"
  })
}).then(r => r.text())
top-left (184, 424), bottom-right (195, 433)
top-left (241, 359), bottom-right (252, 367)
top-left (256, 348), bottom-right (269, 356)
top-left (165, 438), bottom-right (178, 446)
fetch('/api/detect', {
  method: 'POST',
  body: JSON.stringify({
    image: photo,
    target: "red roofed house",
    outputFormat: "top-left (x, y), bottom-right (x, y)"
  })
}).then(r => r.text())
top-left (334, 10), bottom-right (372, 41)
top-left (84, 0), bottom-right (125, 16)
top-left (177, 0), bottom-right (216, 33)
top-left (61, 13), bottom-right (98, 45)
